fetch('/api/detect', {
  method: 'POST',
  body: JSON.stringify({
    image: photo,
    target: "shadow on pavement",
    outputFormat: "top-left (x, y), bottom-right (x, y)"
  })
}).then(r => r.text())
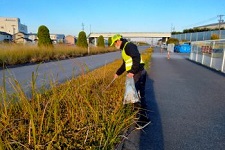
top-left (186, 58), bottom-right (225, 77)
top-left (138, 74), bottom-right (164, 150)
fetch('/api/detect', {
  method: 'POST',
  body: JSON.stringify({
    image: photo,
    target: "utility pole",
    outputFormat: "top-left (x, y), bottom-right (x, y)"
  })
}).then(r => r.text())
top-left (82, 23), bottom-right (84, 31)
top-left (218, 15), bottom-right (224, 38)
top-left (11, 25), bottom-right (16, 42)
top-left (171, 24), bottom-right (175, 33)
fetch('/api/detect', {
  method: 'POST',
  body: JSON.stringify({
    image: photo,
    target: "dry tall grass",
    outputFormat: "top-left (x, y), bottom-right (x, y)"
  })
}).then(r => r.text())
top-left (0, 44), bottom-right (117, 66)
top-left (0, 47), bottom-right (152, 149)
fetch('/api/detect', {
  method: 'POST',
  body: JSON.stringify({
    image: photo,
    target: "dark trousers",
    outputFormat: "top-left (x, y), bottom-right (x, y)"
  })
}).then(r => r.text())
top-left (133, 69), bottom-right (147, 110)
top-left (133, 69), bottom-right (150, 122)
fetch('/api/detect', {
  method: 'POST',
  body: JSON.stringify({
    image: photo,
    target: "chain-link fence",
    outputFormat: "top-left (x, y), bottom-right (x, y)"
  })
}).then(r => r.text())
top-left (190, 39), bottom-right (225, 73)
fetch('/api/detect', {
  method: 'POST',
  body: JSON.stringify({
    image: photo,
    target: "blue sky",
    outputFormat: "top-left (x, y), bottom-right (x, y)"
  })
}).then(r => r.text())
top-left (0, 0), bottom-right (224, 36)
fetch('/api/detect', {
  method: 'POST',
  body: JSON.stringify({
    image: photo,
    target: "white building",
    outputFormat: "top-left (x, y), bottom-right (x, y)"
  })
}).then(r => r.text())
top-left (28, 33), bottom-right (65, 44)
top-left (0, 17), bottom-right (28, 36)
top-left (0, 17), bottom-right (65, 44)
top-left (50, 34), bottom-right (65, 44)
top-left (14, 32), bottom-right (32, 44)
top-left (0, 31), bottom-right (12, 42)
top-left (28, 33), bottom-right (38, 43)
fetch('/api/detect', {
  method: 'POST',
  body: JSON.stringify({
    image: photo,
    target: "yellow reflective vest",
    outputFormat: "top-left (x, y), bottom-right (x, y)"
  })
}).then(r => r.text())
top-left (122, 42), bottom-right (144, 71)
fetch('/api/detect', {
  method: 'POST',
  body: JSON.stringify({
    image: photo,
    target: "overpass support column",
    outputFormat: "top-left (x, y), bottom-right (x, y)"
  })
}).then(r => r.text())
top-left (162, 37), bottom-right (168, 43)
top-left (94, 37), bottom-right (97, 46)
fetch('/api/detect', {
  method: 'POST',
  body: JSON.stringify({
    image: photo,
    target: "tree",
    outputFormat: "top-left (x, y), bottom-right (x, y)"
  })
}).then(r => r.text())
top-left (97, 35), bottom-right (105, 47)
top-left (108, 37), bottom-right (112, 46)
top-left (167, 38), bottom-right (179, 45)
top-left (171, 31), bottom-right (182, 35)
top-left (37, 25), bottom-right (52, 47)
top-left (76, 31), bottom-right (88, 48)
top-left (211, 34), bottom-right (219, 40)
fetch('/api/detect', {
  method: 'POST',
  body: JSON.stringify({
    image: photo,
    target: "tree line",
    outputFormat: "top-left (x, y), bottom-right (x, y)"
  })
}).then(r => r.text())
top-left (37, 25), bottom-right (112, 48)
top-left (172, 27), bottom-right (225, 35)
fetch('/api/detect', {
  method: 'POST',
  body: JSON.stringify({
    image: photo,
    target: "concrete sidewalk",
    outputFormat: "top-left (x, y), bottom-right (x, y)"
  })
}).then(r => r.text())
top-left (120, 48), bottom-right (225, 150)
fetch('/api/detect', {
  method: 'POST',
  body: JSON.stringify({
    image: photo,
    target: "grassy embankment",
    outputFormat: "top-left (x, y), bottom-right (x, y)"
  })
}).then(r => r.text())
top-left (0, 46), bottom-right (152, 149)
top-left (0, 44), bottom-right (118, 66)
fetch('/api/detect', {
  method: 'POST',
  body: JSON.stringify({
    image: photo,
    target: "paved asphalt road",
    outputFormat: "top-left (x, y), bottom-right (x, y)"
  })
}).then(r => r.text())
top-left (121, 47), bottom-right (225, 150)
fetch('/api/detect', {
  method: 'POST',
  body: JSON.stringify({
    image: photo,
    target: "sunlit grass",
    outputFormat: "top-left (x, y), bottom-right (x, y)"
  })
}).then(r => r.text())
top-left (0, 44), bottom-right (118, 66)
top-left (0, 47), bottom-right (152, 149)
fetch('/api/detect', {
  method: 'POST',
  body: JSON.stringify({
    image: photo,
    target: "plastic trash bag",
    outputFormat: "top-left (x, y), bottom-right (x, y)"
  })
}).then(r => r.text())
top-left (123, 77), bottom-right (140, 104)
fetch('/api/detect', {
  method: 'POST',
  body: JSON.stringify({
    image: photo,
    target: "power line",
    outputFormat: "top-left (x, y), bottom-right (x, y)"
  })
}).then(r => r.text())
top-left (182, 16), bottom-right (218, 29)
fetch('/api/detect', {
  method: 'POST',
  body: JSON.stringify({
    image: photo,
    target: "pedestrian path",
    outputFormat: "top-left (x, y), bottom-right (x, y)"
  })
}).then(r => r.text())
top-left (121, 48), bottom-right (225, 150)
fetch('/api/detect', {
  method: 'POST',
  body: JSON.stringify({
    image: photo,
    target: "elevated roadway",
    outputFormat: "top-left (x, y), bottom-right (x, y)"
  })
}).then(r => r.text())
top-left (88, 32), bottom-right (171, 38)
top-left (88, 32), bottom-right (171, 45)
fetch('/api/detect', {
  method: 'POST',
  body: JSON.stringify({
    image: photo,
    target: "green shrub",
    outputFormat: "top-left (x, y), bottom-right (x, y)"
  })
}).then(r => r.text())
top-left (37, 25), bottom-right (53, 47)
top-left (76, 31), bottom-right (88, 48)
top-left (97, 35), bottom-right (105, 47)
top-left (167, 38), bottom-right (179, 45)
top-left (211, 34), bottom-right (219, 40)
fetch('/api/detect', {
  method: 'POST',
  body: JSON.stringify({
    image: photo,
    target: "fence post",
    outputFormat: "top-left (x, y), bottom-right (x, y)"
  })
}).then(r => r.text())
top-left (210, 41), bottom-right (215, 67)
top-left (221, 48), bottom-right (225, 73)
top-left (196, 46), bottom-right (198, 62)
top-left (190, 44), bottom-right (194, 60)
top-left (202, 44), bottom-right (205, 64)
top-left (210, 53), bottom-right (213, 67)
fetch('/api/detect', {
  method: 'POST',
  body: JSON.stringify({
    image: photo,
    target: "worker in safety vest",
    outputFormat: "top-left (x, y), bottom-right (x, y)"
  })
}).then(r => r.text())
top-left (111, 34), bottom-right (151, 128)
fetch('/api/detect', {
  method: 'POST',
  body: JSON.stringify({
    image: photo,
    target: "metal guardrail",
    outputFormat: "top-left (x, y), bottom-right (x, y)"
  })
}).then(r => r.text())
top-left (189, 39), bottom-right (225, 73)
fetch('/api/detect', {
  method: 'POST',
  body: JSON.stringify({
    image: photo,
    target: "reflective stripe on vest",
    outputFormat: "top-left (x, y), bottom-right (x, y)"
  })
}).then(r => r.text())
top-left (122, 42), bottom-right (144, 71)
